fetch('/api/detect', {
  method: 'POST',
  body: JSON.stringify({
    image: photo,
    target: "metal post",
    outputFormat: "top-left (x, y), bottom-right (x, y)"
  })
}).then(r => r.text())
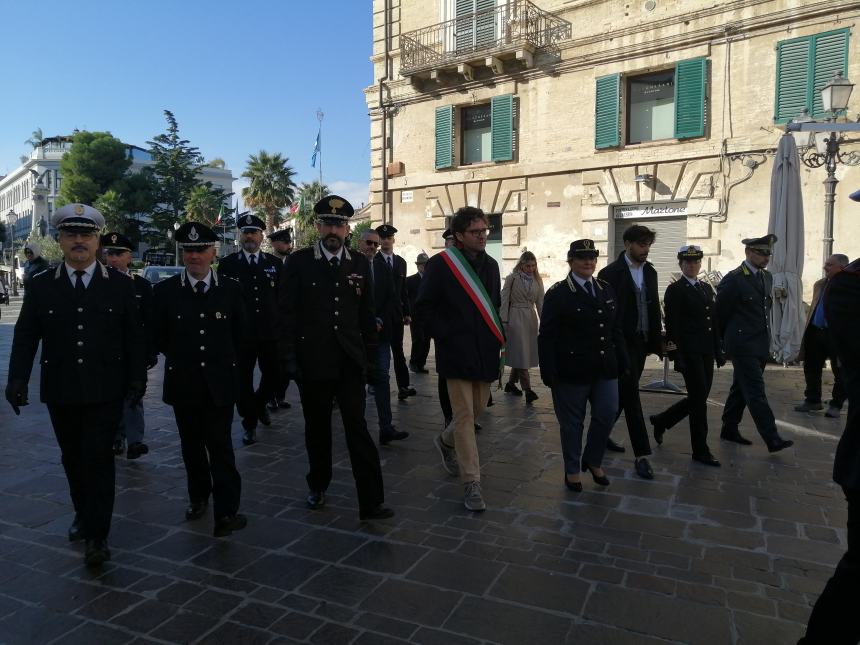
top-left (316, 108), bottom-right (324, 199)
top-left (822, 133), bottom-right (839, 269)
top-left (7, 210), bottom-right (18, 297)
top-left (642, 356), bottom-right (684, 394)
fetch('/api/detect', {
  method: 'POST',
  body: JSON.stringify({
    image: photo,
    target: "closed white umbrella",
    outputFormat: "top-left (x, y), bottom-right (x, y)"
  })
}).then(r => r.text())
top-left (767, 133), bottom-right (805, 364)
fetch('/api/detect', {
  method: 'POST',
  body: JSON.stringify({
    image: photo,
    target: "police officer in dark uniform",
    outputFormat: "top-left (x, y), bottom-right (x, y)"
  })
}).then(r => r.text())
top-left (152, 222), bottom-right (248, 537)
top-left (266, 228), bottom-right (293, 411)
top-left (6, 204), bottom-right (146, 567)
top-left (649, 245), bottom-right (723, 467)
top-left (279, 195), bottom-right (393, 521)
top-left (406, 253), bottom-right (431, 373)
top-left (217, 213), bottom-right (281, 445)
top-left (376, 224), bottom-right (415, 401)
top-left (539, 240), bottom-right (627, 491)
top-left (101, 232), bottom-right (157, 459)
top-left (715, 233), bottom-right (793, 452)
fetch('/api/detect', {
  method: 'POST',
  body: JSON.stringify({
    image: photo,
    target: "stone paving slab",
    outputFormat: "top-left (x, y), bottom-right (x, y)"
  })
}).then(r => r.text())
top-left (0, 295), bottom-right (849, 644)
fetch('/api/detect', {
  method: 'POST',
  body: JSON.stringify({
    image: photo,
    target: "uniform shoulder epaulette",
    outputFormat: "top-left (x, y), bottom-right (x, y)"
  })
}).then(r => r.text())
top-left (595, 277), bottom-right (610, 288)
top-left (546, 281), bottom-right (564, 293)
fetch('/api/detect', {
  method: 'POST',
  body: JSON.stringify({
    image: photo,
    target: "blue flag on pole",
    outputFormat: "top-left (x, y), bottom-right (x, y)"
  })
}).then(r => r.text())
top-left (311, 129), bottom-right (321, 168)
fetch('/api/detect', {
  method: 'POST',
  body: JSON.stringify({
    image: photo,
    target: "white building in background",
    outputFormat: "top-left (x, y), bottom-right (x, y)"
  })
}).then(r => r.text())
top-left (0, 135), bottom-right (234, 249)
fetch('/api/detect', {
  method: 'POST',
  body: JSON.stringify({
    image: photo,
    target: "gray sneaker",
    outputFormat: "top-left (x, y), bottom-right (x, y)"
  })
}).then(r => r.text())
top-left (464, 481), bottom-right (487, 512)
top-left (434, 434), bottom-right (458, 476)
top-left (825, 406), bottom-right (842, 419)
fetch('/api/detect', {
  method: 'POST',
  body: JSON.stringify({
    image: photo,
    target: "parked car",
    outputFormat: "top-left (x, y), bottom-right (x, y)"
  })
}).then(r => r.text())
top-left (141, 266), bottom-right (184, 284)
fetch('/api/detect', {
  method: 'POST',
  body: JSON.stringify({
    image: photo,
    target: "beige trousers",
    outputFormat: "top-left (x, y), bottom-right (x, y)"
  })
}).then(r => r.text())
top-left (441, 378), bottom-right (490, 483)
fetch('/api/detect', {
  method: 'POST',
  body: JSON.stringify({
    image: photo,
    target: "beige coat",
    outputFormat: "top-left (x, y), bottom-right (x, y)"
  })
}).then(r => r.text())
top-left (501, 271), bottom-right (544, 368)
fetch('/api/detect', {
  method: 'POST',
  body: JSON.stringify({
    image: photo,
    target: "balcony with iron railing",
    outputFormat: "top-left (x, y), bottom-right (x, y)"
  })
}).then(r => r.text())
top-left (399, 0), bottom-right (571, 81)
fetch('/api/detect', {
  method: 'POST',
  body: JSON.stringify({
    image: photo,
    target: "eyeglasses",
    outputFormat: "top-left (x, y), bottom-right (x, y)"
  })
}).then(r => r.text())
top-left (464, 228), bottom-right (491, 237)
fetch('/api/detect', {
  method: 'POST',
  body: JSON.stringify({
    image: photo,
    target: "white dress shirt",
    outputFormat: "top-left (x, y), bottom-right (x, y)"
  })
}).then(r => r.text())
top-left (65, 262), bottom-right (97, 288)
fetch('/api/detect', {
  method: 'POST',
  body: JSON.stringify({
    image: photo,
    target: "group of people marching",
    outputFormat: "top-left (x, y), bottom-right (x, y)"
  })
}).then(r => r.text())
top-left (4, 196), bottom-right (858, 644)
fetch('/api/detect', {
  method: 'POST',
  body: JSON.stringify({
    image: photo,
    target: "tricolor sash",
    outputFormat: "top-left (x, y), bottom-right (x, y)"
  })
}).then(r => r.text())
top-left (440, 247), bottom-right (505, 348)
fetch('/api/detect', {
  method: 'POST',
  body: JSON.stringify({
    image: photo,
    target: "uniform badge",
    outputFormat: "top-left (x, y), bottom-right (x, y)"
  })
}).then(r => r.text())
top-left (74, 204), bottom-right (85, 215)
top-left (111, 234), bottom-right (118, 244)
top-left (328, 197), bottom-right (345, 214)
top-left (583, 240), bottom-right (593, 250)
top-left (189, 226), bottom-right (199, 241)
top-left (245, 214), bottom-right (253, 225)
top-left (215, 311), bottom-right (222, 319)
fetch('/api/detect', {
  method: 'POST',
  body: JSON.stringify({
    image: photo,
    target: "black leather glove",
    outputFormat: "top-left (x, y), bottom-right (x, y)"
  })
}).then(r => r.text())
top-left (5, 379), bottom-right (28, 415)
top-left (673, 354), bottom-right (687, 373)
top-left (283, 356), bottom-right (303, 382)
top-left (126, 380), bottom-right (146, 405)
top-left (715, 353), bottom-right (727, 368)
top-left (146, 355), bottom-right (158, 370)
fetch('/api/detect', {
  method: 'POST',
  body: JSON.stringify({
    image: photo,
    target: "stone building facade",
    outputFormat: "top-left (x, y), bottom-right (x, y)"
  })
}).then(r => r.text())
top-left (365, 0), bottom-right (860, 298)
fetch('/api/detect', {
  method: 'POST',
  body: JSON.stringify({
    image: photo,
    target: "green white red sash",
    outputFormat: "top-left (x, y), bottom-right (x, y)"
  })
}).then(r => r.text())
top-left (441, 247), bottom-right (505, 349)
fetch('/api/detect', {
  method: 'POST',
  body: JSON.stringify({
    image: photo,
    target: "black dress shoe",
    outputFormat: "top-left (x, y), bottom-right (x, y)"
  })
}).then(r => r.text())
top-left (581, 461), bottom-right (610, 486)
top-left (359, 505), bottom-right (395, 521)
top-left (397, 388), bottom-right (410, 401)
top-left (242, 429), bottom-right (257, 446)
top-left (720, 430), bottom-right (753, 445)
top-left (112, 438), bottom-right (125, 456)
top-left (185, 500), bottom-right (209, 520)
top-left (307, 490), bottom-right (326, 510)
top-left (504, 382), bottom-right (523, 396)
top-left (634, 457), bottom-right (654, 480)
top-left (525, 390), bottom-right (538, 404)
top-left (692, 453), bottom-right (721, 467)
top-left (213, 513), bottom-right (247, 537)
top-left (606, 437), bottom-right (626, 453)
top-left (767, 438), bottom-right (794, 453)
top-left (379, 428), bottom-right (410, 445)
top-left (564, 475), bottom-right (582, 492)
top-left (267, 399), bottom-right (279, 412)
top-left (68, 515), bottom-right (84, 542)
top-left (258, 407), bottom-right (272, 426)
top-left (126, 442), bottom-right (149, 460)
top-left (84, 539), bottom-right (111, 567)
top-left (650, 415), bottom-right (666, 445)
top-left (474, 422), bottom-right (482, 431)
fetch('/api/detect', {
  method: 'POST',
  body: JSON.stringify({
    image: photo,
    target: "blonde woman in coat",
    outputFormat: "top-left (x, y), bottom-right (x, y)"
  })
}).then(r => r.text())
top-left (501, 251), bottom-right (545, 404)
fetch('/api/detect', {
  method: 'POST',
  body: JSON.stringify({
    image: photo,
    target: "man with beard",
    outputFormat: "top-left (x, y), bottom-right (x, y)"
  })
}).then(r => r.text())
top-left (152, 222), bottom-right (247, 537)
top-left (279, 195), bottom-right (393, 521)
top-left (597, 225), bottom-right (662, 480)
top-left (6, 204), bottom-right (145, 567)
top-left (715, 234), bottom-right (793, 452)
top-left (101, 232), bottom-right (157, 460)
top-left (217, 213), bottom-right (281, 445)
top-left (266, 228), bottom-right (294, 411)
top-left (376, 224), bottom-right (415, 401)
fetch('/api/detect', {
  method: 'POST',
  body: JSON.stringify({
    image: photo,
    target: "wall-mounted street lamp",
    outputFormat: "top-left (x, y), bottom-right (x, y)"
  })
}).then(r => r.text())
top-left (7, 209), bottom-right (19, 296)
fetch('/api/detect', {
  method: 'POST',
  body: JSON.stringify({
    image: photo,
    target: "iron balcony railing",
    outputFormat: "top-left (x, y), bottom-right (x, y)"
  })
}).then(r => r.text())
top-left (400, 0), bottom-right (572, 75)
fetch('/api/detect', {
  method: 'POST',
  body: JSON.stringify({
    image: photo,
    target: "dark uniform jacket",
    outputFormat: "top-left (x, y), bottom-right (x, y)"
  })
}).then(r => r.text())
top-left (131, 273), bottom-right (156, 365)
top-left (715, 262), bottom-right (773, 358)
top-left (279, 244), bottom-right (378, 381)
top-left (152, 271), bottom-right (246, 407)
top-left (405, 272), bottom-right (423, 314)
top-left (597, 252), bottom-right (663, 355)
top-left (379, 253), bottom-right (410, 320)
top-left (663, 278), bottom-right (720, 356)
top-left (217, 251), bottom-right (281, 341)
top-left (8, 262), bottom-right (145, 405)
top-left (371, 254), bottom-right (399, 342)
top-left (415, 250), bottom-right (501, 382)
top-left (825, 258), bottom-right (860, 490)
top-left (538, 274), bottom-right (628, 386)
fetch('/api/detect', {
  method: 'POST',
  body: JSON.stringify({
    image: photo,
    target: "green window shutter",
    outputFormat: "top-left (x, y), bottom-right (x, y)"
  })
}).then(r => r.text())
top-left (811, 29), bottom-right (849, 117)
top-left (674, 57), bottom-right (708, 139)
top-left (475, 0), bottom-right (497, 50)
top-left (775, 37), bottom-right (812, 123)
top-left (455, 0), bottom-right (474, 52)
top-left (594, 73), bottom-right (620, 149)
top-left (435, 105), bottom-right (454, 170)
top-left (491, 94), bottom-right (514, 162)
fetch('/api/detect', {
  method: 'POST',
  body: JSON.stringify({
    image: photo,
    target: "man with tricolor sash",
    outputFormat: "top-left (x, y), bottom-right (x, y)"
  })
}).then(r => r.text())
top-left (416, 207), bottom-right (502, 512)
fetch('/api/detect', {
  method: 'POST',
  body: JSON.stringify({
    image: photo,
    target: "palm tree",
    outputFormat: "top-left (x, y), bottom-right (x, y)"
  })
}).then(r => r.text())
top-left (294, 181), bottom-right (330, 233)
top-left (25, 127), bottom-right (44, 149)
top-left (93, 190), bottom-right (128, 233)
top-left (185, 184), bottom-right (222, 226)
top-left (241, 151), bottom-right (296, 233)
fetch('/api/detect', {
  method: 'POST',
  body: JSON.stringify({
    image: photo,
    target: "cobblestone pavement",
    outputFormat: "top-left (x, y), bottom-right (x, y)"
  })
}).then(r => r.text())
top-left (0, 295), bottom-right (848, 644)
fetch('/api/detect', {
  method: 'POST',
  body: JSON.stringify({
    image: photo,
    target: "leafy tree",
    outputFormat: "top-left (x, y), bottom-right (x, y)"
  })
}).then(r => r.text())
top-left (58, 131), bottom-right (132, 205)
top-left (21, 230), bottom-right (62, 265)
top-left (207, 158), bottom-right (226, 168)
top-left (241, 151), bottom-right (296, 233)
top-left (349, 220), bottom-right (371, 250)
top-left (93, 190), bottom-right (127, 232)
top-left (147, 110), bottom-right (205, 233)
top-left (185, 183), bottom-right (232, 227)
top-left (292, 181), bottom-right (329, 245)
top-left (25, 127), bottom-right (44, 149)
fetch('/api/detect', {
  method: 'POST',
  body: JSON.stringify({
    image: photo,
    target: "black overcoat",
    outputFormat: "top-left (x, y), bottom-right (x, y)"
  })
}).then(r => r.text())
top-left (663, 278), bottom-right (721, 356)
top-left (217, 251), bottom-right (281, 341)
top-left (715, 263), bottom-right (774, 358)
top-left (8, 262), bottom-right (145, 405)
top-left (371, 254), bottom-right (399, 342)
top-left (597, 252), bottom-right (662, 355)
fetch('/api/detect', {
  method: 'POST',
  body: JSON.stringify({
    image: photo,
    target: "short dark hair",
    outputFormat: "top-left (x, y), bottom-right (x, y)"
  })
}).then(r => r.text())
top-left (623, 225), bottom-right (656, 245)
top-left (832, 253), bottom-right (850, 266)
top-left (451, 207), bottom-right (487, 235)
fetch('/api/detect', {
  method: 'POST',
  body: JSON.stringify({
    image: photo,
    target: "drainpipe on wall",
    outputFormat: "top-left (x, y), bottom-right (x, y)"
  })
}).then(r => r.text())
top-left (378, 0), bottom-right (390, 224)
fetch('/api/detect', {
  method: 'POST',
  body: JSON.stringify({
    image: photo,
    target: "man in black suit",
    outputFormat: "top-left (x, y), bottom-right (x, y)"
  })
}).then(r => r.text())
top-left (539, 239), bottom-right (627, 492)
top-left (152, 222), bottom-right (248, 538)
top-left (279, 195), bottom-right (393, 521)
top-left (406, 253), bottom-right (430, 373)
top-left (715, 234), bottom-right (793, 452)
top-left (360, 229), bottom-right (408, 445)
top-left (802, 253), bottom-right (860, 644)
top-left (101, 232), bottom-right (157, 460)
top-left (5, 204), bottom-right (146, 567)
top-left (376, 224), bottom-right (415, 401)
top-left (649, 246), bottom-right (723, 466)
top-left (266, 228), bottom-right (293, 411)
top-left (217, 213), bottom-right (282, 445)
top-left (597, 224), bottom-right (662, 479)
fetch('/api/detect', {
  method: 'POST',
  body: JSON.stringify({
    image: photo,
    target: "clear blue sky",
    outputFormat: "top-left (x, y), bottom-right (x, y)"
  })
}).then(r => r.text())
top-left (0, 0), bottom-right (373, 208)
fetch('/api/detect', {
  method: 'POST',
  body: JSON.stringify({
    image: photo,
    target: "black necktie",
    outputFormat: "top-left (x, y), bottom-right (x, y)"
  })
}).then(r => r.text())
top-left (249, 254), bottom-right (257, 267)
top-left (584, 280), bottom-right (594, 298)
top-left (74, 270), bottom-right (86, 295)
top-left (757, 271), bottom-right (765, 291)
top-left (195, 281), bottom-right (206, 296)
top-left (387, 256), bottom-right (393, 270)
top-left (330, 256), bottom-right (339, 271)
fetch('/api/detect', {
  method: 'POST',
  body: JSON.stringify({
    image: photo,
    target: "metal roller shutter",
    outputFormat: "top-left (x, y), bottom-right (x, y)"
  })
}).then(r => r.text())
top-left (612, 216), bottom-right (688, 298)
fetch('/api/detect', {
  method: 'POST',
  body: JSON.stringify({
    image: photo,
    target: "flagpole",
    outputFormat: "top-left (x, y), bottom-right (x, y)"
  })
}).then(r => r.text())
top-left (316, 108), bottom-right (324, 200)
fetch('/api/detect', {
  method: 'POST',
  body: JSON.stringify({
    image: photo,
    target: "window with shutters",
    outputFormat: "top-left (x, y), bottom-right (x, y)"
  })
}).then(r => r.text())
top-left (774, 29), bottom-right (849, 123)
top-left (436, 93), bottom-right (516, 170)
